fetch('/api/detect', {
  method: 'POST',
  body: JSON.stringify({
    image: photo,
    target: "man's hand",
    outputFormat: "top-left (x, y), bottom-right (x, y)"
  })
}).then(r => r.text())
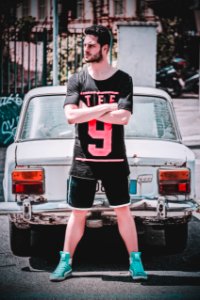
top-left (79, 100), bottom-right (118, 112)
top-left (65, 101), bottom-right (118, 124)
top-left (78, 100), bottom-right (87, 109)
top-left (78, 101), bottom-right (130, 125)
top-left (106, 103), bottom-right (118, 111)
top-left (97, 109), bottom-right (131, 125)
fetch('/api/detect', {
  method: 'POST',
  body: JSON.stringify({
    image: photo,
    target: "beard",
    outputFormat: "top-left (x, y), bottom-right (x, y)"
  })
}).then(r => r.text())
top-left (84, 48), bottom-right (103, 63)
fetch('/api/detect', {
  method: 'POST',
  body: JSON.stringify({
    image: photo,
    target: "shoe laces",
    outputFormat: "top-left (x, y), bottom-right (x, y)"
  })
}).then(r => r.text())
top-left (130, 256), bottom-right (145, 275)
top-left (53, 259), bottom-right (70, 275)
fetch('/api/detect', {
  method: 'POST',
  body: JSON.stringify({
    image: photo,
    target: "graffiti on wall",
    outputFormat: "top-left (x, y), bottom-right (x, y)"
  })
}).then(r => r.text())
top-left (0, 94), bottom-right (23, 146)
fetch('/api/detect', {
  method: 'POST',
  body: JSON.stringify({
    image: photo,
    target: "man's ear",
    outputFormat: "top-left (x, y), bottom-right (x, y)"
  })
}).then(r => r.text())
top-left (102, 44), bottom-right (109, 54)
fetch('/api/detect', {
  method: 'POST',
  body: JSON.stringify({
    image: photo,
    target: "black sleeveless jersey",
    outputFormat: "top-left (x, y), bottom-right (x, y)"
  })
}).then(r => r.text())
top-left (64, 67), bottom-right (133, 179)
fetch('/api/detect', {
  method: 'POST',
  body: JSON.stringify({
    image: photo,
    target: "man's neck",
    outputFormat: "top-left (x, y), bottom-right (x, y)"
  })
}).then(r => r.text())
top-left (87, 61), bottom-right (117, 80)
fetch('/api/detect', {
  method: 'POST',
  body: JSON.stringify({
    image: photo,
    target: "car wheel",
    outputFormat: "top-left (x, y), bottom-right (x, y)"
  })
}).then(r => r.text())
top-left (164, 223), bottom-right (188, 253)
top-left (168, 82), bottom-right (182, 98)
top-left (30, 225), bottom-right (66, 258)
top-left (9, 220), bottom-right (31, 256)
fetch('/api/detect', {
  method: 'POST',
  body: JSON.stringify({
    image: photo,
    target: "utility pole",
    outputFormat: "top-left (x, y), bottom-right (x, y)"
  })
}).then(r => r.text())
top-left (53, 0), bottom-right (59, 85)
top-left (192, 2), bottom-right (200, 110)
top-left (91, 0), bottom-right (97, 24)
top-left (194, 10), bottom-right (200, 110)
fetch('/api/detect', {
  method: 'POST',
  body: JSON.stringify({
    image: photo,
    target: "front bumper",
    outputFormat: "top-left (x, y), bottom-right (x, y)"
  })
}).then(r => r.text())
top-left (3, 197), bottom-right (198, 227)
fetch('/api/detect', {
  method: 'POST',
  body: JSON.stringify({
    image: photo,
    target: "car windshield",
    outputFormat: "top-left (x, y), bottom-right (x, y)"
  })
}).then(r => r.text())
top-left (20, 95), bottom-right (177, 141)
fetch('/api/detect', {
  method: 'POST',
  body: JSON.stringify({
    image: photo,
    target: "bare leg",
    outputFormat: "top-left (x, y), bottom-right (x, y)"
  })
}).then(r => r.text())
top-left (114, 205), bottom-right (138, 254)
top-left (63, 209), bottom-right (88, 258)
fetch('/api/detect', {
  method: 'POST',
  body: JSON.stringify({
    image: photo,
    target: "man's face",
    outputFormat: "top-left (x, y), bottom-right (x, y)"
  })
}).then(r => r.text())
top-left (83, 35), bottom-right (103, 63)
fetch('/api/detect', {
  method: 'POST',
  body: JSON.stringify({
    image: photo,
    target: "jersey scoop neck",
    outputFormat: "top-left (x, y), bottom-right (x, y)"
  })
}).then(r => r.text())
top-left (87, 69), bottom-right (120, 82)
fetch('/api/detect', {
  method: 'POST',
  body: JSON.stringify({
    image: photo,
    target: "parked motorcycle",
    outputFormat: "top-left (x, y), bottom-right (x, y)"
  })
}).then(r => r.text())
top-left (156, 65), bottom-right (183, 98)
top-left (182, 70), bottom-right (199, 94)
top-left (156, 58), bottom-right (199, 97)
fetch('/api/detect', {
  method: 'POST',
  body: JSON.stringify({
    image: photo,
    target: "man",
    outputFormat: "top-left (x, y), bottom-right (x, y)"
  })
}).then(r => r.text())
top-left (50, 25), bottom-right (147, 282)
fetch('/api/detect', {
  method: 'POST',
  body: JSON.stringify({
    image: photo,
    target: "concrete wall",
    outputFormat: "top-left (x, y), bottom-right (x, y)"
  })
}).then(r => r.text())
top-left (117, 22), bottom-right (157, 87)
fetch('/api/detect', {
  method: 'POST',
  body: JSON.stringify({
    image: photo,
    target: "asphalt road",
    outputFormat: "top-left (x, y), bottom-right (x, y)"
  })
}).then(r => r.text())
top-left (0, 213), bottom-right (200, 300)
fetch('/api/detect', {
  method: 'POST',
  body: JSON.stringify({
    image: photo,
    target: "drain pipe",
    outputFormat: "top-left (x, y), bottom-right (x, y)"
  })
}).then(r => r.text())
top-left (52, 0), bottom-right (59, 86)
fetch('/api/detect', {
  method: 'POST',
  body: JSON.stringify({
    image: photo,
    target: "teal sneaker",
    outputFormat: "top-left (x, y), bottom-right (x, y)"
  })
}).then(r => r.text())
top-left (49, 251), bottom-right (72, 282)
top-left (129, 252), bottom-right (148, 280)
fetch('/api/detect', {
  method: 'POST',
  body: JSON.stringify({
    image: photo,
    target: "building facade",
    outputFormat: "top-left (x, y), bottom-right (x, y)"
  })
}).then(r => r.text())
top-left (16, 0), bottom-right (52, 28)
top-left (66, 0), bottom-right (155, 32)
top-left (16, 0), bottom-right (155, 32)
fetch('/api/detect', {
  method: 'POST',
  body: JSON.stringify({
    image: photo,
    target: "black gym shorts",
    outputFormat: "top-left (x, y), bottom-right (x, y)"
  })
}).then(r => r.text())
top-left (67, 175), bottom-right (131, 210)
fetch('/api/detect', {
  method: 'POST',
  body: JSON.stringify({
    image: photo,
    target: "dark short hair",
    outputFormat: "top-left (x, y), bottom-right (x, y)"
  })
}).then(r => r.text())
top-left (84, 25), bottom-right (112, 47)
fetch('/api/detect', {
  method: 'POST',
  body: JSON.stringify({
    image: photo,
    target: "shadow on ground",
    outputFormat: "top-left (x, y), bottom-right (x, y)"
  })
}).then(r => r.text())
top-left (19, 222), bottom-right (200, 275)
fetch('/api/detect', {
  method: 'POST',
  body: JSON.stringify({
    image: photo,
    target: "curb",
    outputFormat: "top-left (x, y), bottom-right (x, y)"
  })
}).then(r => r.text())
top-left (184, 142), bottom-right (200, 148)
top-left (182, 138), bottom-right (200, 148)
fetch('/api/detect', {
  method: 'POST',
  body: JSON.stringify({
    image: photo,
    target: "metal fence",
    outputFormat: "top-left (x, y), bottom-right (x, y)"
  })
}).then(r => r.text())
top-left (0, 27), bottom-right (116, 146)
top-left (57, 30), bottom-right (85, 85)
top-left (0, 27), bottom-right (117, 93)
top-left (0, 27), bottom-right (49, 95)
top-left (0, 27), bottom-right (48, 146)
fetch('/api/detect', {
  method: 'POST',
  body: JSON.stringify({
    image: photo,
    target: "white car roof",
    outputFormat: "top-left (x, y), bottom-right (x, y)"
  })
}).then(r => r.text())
top-left (24, 85), bottom-right (171, 101)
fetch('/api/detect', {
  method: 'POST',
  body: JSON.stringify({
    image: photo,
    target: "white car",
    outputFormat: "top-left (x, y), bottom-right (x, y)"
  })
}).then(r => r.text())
top-left (1, 85), bottom-right (198, 256)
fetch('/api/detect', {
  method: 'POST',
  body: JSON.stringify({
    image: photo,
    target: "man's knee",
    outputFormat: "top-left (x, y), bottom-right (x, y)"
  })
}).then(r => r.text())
top-left (71, 209), bottom-right (88, 219)
top-left (114, 205), bottom-right (131, 218)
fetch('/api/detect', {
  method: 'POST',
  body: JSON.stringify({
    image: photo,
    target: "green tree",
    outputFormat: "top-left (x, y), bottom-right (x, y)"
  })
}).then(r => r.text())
top-left (157, 17), bottom-right (183, 68)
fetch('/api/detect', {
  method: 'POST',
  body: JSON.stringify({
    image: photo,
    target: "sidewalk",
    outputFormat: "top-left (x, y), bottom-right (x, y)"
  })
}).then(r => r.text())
top-left (173, 94), bottom-right (200, 147)
top-left (173, 94), bottom-right (200, 205)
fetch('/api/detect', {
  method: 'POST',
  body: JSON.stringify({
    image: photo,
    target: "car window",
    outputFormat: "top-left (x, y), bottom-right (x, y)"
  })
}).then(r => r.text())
top-left (20, 94), bottom-right (177, 141)
top-left (125, 96), bottom-right (177, 140)
top-left (20, 95), bottom-right (75, 140)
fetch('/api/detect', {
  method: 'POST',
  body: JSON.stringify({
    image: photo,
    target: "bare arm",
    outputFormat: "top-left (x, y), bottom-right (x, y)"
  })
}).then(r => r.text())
top-left (97, 109), bottom-right (131, 125)
top-left (64, 102), bottom-right (118, 124)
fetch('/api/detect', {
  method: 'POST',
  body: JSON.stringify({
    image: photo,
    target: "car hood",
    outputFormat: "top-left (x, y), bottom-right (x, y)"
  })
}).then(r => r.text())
top-left (15, 139), bottom-right (194, 166)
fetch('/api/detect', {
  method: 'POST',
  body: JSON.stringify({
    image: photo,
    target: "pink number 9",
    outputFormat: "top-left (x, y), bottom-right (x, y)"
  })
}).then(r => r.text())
top-left (88, 120), bottom-right (112, 156)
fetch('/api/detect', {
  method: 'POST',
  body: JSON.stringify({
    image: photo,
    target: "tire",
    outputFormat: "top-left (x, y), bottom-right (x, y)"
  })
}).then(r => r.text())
top-left (164, 223), bottom-right (188, 253)
top-left (168, 81), bottom-right (182, 98)
top-left (30, 225), bottom-right (66, 258)
top-left (9, 221), bottom-right (31, 257)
